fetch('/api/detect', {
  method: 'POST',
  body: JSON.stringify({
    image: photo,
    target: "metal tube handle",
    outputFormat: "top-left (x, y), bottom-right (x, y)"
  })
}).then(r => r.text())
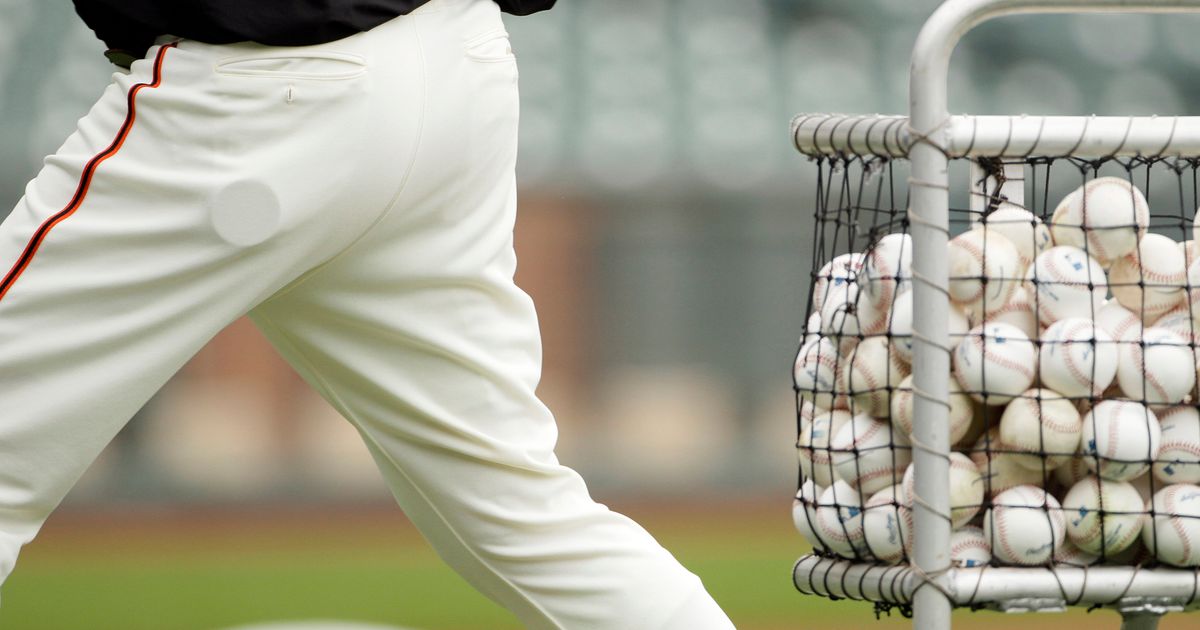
top-left (906, 2), bottom-right (1200, 630)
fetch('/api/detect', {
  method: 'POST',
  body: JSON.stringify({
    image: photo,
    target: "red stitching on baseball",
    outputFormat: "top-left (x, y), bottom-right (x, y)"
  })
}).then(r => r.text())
top-left (972, 332), bottom-right (1036, 381)
top-left (1165, 486), bottom-right (1193, 562)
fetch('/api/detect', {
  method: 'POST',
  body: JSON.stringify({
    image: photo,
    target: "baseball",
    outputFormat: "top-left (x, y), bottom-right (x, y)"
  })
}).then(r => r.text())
top-left (1116, 327), bottom-right (1195, 407)
top-left (1082, 400), bottom-right (1162, 481)
top-left (983, 485), bottom-right (1066, 566)
top-left (890, 374), bottom-right (974, 445)
top-left (1025, 246), bottom-right (1108, 325)
top-left (1038, 318), bottom-right (1118, 399)
top-left (1050, 177), bottom-right (1150, 265)
top-left (1108, 233), bottom-right (1187, 322)
top-left (843, 336), bottom-right (910, 417)
top-left (1153, 406), bottom-right (1200, 485)
top-left (999, 388), bottom-right (1082, 472)
top-left (947, 227), bottom-right (1021, 314)
top-left (802, 312), bottom-right (823, 348)
top-left (1143, 483), bottom-right (1200, 567)
top-left (814, 480), bottom-right (871, 560)
top-left (1147, 305), bottom-right (1195, 341)
top-left (862, 484), bottom-right (910, 564)
top-left (1095, 300), bottom-right (1144, 345)
top-left (902, 453), bottom-right (984, 529)
top-left (971, 286), bottom-right (1038, 339)
top-left (888, 288), bottom-right (969, 365)
top-left (830, 415), bottom-right (912, 496)
top-left (812, 252), bottom-right (865, 312)
top-left (971, 427), bottom-right (1049, 497)
top-left (793, 337), bottom-right (847, 411)
top-left (1054, 540), bottom-right (1101, 566)
top-left (819, 281), bottom-right (881, 343)
top-left (953, 322), bottom-right (1037, 405)
top-left (792, 479), bottom-right (827, 552)
top-left (950, 525), bottom-right (991, 568)
top-left (1186, 258), bottom-right (1200, 323)
top-left (1183, 239), bottom-right (1199, 269)
top-left (978, 203), bottom-right (1052, 275)
top-left (862, 233), bottom-right (912, 310)
top-left (1053, 447), bottom-right (1092, 491)
top-left (1062, 476), bottom-right (1145, 556)
top-left (797, 409), bottom-right (852, 488)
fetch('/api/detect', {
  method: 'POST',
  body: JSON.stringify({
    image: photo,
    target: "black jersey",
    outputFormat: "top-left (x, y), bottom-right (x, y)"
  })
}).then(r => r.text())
top-left (73, 0), bottom-right (556, 64)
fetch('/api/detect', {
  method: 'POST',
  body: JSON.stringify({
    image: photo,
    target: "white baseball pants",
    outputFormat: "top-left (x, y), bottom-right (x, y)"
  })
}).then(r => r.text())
top-left (0, 0), bottom-right (734, 627)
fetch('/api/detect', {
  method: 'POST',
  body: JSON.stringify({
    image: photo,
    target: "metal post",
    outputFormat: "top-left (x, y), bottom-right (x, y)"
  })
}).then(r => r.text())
top-left (906, 2), bottom-right (1200, 630)
top-left (1120, 612), bottom-right (1162, 630)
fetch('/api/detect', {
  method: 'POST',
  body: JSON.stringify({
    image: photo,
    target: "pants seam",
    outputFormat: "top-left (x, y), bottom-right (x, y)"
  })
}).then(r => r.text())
top-left (253, 310), bottom-right (565, 629)
top-left (263, 19), bottom-right (429, 305)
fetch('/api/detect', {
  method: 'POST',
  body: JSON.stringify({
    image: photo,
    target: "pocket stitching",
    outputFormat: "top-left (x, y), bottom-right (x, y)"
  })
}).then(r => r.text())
top-left (463, 29), bottom-right (515, 63)
top-left (215, 51), bottom-right (368, 80)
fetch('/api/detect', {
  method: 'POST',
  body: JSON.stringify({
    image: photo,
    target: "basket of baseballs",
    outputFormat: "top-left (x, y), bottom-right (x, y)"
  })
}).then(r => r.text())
top-left (793, 176), bottom-right (1200, 570)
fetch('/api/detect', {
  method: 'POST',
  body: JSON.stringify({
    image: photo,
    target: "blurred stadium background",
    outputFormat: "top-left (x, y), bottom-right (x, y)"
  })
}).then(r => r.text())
top-left (3, 0), bottom-right (1200, 628)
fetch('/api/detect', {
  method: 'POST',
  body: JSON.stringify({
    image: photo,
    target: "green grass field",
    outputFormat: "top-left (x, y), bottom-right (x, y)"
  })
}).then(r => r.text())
top-left (0, 499), bottom-right (1191, 629)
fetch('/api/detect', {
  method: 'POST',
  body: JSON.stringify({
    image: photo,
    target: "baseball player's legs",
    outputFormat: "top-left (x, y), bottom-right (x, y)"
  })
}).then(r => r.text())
top-left (248, 1), bottom-right (732, 628)
top-left (0, 25), bottom-right (423, 588)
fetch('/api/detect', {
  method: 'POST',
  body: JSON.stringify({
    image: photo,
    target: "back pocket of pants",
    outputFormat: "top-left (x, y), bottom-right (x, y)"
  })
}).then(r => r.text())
top-left (463, 29), bottom-right (515, 63)
top-left (215, 51), bottom-right (367, 80)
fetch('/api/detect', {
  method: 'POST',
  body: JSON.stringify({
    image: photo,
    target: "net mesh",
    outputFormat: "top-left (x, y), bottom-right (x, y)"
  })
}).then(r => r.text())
top-left (793, 152), bottom-right (1200, 603)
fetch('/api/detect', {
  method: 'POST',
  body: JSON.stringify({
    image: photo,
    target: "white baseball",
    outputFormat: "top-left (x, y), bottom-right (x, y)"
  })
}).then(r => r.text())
top-left (1148, 305), bottom-right (1195, 341)
top-left (902, 453), bottom-right (985, 529)
top-left (1038, 318), bottom-right (1118, 399)
top-left (971, 427), bottom-right (1048, 497)
top-left (950, 525), bottom-right (991, 568)
top-left (1024, 246), bottom-right (1108, 325)
top-left (983, 485), bottom-right (1066, 566)
top-left (888, 288), bottom-right (970, 365)
top-left (1082, 400), bottom-right (1162, 481)
top-left (971, 286), bottom-right (1038, 339)
top-left (843, 336), bottom-right (910, 417)
top-left (1143, 483), bottom-right (1200, 567)
top-left (1050, 177), bottom-right (1149, 264)
top-left (1116, 327), bottom-right (1195, 407)
top-left (1095, 300), bottom-right (1144, 344)
top-left (953, 322), bottom-right (1037, 405)
top-left (1186, 258), bottom-right (1200, 324)
top-left (797, 410), bottom-right (852, 488)
top-left (862, 233), bottom-right (912, 308)
top-left (814, 480), bottom-right (871, 560)
top-left (948, 227), bottom-right (1021, 314)
top-left (1053, 447), bottom-right (1092, 491)
top-left (1183, 239), bottom-right (1199, 268)
top-left (1062, 476), bottom-right (1145, 556)
top-left (862, 484), bottom-right (910, 564)
top-left (801, 312), bottom-right (823, 349)
top-left (1054, 540), bottom-right (1101, 566)
top-left (794, 337), bottom-right (847, 411)
top-left (830, 415), bottom-right (912, 496)
top-left (890, 374), bottom-right (974, 446)
top-left (1153, 406), bottom-right (1200, 485)
top-left (792, 479), bottom-right (826, 552)
top-left (1109, 233), bottom-right (1187, 322)
top-left (978, 203), bottom-right (1052, 275)
top-left (819, 281), bottom-right (882, 342)
top-left (999, 388), bottom-right (1082, 472)
top-left (813, 252), bottom-right (865, 312)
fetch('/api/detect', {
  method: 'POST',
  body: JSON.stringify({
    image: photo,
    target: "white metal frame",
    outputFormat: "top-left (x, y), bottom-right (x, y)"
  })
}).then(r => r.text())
top-left (791, 2), bottom-right (1200, 629)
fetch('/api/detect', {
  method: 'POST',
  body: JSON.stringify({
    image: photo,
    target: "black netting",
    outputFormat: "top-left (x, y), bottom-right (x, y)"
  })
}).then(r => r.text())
top-left (793, 154), bottom-right (1200, 584)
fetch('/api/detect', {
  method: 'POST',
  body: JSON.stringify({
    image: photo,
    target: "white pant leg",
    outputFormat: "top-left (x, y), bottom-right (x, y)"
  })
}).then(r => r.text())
top-left (250, 2), bottom-right (733, 628)
top-left (0, 25), bottom-right (423, 588)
